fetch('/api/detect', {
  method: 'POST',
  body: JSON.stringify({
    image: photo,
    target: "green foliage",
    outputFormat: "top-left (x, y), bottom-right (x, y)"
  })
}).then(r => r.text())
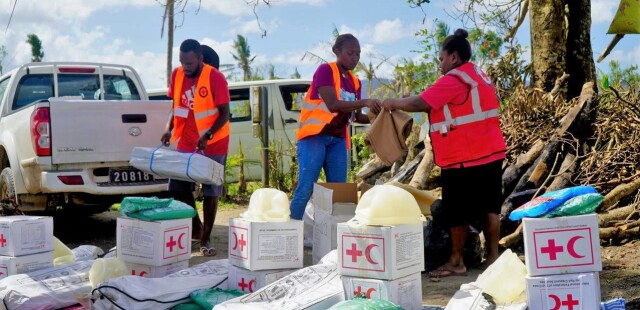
top-left (268, 140), bottom-right (298, 193)
top-left (407, 0), bottom-right (431, 7)
top-left (232, 35), bottom-right (257, 81)
top-left (607, 61), bottom-right (640, 90)
top-left (26, 34), bottom-right (44, 62)
top-left (468, 28), bottom-right (504, 64)
top-left (349, 133), bottom-right (370, 181)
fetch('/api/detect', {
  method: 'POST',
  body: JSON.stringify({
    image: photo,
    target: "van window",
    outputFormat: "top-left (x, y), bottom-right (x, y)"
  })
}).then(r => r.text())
top-left (279, 85), bottom-right (308, 112)
top-left (229, 88), bottom-right (251, 122)
top-left (12, 74), bottom-right (53, 110)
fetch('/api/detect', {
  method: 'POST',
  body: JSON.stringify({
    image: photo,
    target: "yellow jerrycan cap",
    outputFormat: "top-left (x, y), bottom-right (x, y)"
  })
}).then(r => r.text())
top-left (241, 188), bottom-right (291, 222)
top-left (349, 185), bottom-right (425, 227)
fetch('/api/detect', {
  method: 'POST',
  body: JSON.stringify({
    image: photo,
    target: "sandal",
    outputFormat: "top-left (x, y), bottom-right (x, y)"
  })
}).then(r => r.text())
top-left (200, 246), bottom-right (217, 257)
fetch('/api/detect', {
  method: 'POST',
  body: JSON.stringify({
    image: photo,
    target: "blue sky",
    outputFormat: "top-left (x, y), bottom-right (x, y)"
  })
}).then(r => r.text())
top-left (0, 0), bottom-right (638, 90)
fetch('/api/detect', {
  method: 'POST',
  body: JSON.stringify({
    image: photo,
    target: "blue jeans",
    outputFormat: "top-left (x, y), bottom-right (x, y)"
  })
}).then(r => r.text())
top-left (290, 134), bottom-right (348, 219)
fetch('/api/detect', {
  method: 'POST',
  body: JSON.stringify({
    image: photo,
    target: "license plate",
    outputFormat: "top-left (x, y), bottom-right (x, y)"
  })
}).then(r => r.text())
top-left (109, 168), bottom-right (153, 184)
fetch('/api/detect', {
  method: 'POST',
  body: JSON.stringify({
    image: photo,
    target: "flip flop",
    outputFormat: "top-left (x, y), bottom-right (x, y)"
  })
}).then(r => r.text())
top-left (428, 268), bottom-right (467, 278)
top-left (200, 246), bottom-right (217, 257)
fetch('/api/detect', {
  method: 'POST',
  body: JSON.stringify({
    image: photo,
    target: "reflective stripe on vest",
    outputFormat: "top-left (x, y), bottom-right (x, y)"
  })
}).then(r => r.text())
top-left (429, 68), bottom-right (499, 133)
top-left (296, 62), bottom-right (360, 149)
top-left (171, 64), bottom-right (230, 147)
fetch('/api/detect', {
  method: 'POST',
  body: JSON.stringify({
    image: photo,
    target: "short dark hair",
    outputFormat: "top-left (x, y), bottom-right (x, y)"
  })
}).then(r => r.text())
top-left (201, 45), bottom-right (220, 69)
top-left (441, 29), bottom-right (472, 62)
top-left (180, 39), bottom-right (202, 56)
top-left (332, 33), bottom-right (359, 53)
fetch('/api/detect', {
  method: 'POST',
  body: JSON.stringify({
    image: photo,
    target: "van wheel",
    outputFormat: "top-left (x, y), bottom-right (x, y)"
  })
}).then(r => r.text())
top-left (0, 168), bottom-right (17, 205)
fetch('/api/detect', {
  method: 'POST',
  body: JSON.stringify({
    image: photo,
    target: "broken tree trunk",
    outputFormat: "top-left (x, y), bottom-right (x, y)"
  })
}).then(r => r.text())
top-left (598, 204), bottom-right (637, 227)
top-left (599, 226), bottom-right (639, 240)
top-left (409, 136), bottom-right (434, 189)
top-left (502, 139), bottom-right (545, 196)
top-left (388, 150), bottom-right (425, 184)
top-left (546, 152), bottom-right (577, 192)
top-left (500, 83), bottom-right (595, 235)
top-left (356, 155), bottom-right (388, 180)
top-left (600, 178), bottom-right (640, 211)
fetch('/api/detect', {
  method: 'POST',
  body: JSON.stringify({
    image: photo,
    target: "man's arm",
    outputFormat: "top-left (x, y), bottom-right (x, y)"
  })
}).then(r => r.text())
top-left (196, 103), bottom-right (229, 150)
top-left (161, 103), bottom-right (174, 146)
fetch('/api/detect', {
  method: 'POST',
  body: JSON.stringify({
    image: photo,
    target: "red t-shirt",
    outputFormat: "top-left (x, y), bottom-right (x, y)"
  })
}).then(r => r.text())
top-left (168, 67), bottom-right (230, 155)
top-left (309, 63), bottom-right (361, 138)
top-left (421, 74), bottom-right (505, 168)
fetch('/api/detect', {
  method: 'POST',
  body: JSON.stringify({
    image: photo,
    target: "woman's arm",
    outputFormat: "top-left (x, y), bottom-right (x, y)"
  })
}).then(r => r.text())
top-left (382, 95), bottom-right (431, 113)
top-left (318, 86), bottom-right (381, 114)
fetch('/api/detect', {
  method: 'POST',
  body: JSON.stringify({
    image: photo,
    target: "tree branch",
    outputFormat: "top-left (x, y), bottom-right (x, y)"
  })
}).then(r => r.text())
top-left (504, 0), bottom-right (528, 42)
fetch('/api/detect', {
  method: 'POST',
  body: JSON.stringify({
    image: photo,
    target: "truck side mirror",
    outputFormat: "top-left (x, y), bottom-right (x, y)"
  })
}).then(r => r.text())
top-left (251, 86), bottom-right (261, 124)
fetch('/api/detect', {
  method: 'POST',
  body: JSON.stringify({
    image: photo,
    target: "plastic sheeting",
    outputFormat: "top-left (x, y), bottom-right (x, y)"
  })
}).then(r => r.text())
top-left (214, 251), bottom-right (344, 310)
top-left (130, 146), bottom-right (224, 185)
top-left (0, 260), bottom-right (94, 310)
top-left (92, 259), bottom-right (230, 310)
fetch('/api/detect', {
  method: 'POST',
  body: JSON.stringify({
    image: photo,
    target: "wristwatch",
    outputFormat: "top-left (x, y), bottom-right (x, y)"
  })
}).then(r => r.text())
top-left (206, 130), bottom-right (214, 140)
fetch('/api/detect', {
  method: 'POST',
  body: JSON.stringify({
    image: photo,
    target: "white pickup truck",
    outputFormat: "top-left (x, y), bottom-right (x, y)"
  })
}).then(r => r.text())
top-left (0, 62), bottom-right (171, 213)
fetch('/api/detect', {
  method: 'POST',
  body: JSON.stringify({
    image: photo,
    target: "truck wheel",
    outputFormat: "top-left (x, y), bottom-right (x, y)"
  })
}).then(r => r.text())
top-left (0, 168), bottom-right (17, 204)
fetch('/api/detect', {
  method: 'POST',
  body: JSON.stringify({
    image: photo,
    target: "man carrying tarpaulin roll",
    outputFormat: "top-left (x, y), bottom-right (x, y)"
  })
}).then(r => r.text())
top-left (161, 39), bottom-right (230, 257)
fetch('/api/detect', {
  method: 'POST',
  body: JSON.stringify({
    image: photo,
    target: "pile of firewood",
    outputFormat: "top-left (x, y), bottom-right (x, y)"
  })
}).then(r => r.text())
top-left (357, 82), bottom-right (640, 247)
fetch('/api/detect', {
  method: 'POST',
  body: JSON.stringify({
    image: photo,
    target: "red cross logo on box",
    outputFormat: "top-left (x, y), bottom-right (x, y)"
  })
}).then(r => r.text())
top-left (0, 267), bottom-right (7, 280)
top-left (238, 277), bottom-right (257, 293)
top-left (162, 226), bottom-right (190, 259)
top-left (131, 269), bottom-right (148, 277)
top-left (229, 226), bottom-right (249, 260)
top-left (341, 235), bottom-right (385, 272)
top-left (533, 227), bottom-right (595, 269)
top-left (549, 293), bottom-right (580, 310)
top-left (0, 234), bottom-right (6, 248)
top-left (354, 285), bottom-right (378, 299)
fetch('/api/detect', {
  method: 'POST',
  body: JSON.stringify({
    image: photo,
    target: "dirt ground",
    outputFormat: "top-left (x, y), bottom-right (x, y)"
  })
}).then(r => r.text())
top-left (55, 207), bottom-right (640, 308)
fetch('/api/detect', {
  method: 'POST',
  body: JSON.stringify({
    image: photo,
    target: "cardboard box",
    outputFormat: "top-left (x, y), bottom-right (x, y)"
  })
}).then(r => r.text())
top-left (116, 217), bottom-right (191, 266)
top-left (126, 260), bottom-right (189, 278)
top-left (228, 218), bottom-right (303, 270)
top-left (227, 265), bottom-right (296, 293)
top-left (337, 222), bottom-right (424, 280)
top-left (342, 272), bottom-right (422, 310)
top-left (0, 251), bottom-right (53, 279)
top-left (526, 272), bottom-right (601, 310)
top-left (312, 183), bottom-right (358, 264)
top-left (0, 216), bottom-right (53, 257)
top-left (523, 214), bottom-right (602, 276)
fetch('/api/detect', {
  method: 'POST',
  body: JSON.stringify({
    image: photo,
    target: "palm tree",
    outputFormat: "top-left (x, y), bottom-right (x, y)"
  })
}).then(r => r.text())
top-left (26, 34), bottom-right (44, 62)
top-left (232, 35), bottom-right (256, 81)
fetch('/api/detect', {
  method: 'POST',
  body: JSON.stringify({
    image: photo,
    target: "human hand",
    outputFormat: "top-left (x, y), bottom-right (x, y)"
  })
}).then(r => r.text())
top-left (196, 134), bottom-right (208, 151)
top-left (382, 99), bottom-right (395, 111)
top-left (365, 99), bottom-right (382, 114)
top-left (160, 131), bottom-right (172, 147)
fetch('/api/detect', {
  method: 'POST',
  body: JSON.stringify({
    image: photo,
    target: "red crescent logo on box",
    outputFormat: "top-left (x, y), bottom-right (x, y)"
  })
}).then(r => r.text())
top-left (533, 227), bottom-right (595, 268)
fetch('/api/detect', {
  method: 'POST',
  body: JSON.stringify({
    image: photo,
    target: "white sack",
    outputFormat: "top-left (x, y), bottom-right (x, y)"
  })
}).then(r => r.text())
top-left (92, 258), bottom-right (230, 310)
top-left (0, 260), bottom-right (94, 310)
top-left (214, 251), bottom-right (344, 310)
top-left (445, 283), bottom-right (527, 310)
top-left (71, 245), bottom-right (105, 261)
top-left (130, 146), bottom-right (224, 185)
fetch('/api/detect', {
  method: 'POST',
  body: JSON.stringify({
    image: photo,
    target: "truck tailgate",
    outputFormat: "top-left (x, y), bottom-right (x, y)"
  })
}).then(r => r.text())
top-left (49, 99), bottom-right (171, 165)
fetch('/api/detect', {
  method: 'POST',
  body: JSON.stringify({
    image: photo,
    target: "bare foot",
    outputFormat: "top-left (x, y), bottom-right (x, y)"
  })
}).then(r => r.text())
top-left (428, 263), bottom-right (467, 278)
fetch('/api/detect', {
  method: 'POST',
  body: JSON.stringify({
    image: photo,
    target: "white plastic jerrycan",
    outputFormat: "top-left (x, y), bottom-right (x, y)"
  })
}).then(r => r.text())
top-left (350, 184), bottom-right (425, 226)
top-left (241, 188), bottom-right (291, 222)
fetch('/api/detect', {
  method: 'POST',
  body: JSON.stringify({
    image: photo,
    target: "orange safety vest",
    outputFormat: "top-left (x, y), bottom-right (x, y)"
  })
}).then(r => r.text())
top-left (297, 62), bottom-right (360, 149)
top-left (428, 62), bottom-right (506, 167)
top-left (171, 64), bottom-right (230, 146)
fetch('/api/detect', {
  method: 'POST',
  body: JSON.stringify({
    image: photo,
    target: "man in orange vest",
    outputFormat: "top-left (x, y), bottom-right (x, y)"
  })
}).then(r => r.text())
top-left (383, 29), bottom-right (506, 277)
top-left (161, 39), bottom-right (230, 257)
